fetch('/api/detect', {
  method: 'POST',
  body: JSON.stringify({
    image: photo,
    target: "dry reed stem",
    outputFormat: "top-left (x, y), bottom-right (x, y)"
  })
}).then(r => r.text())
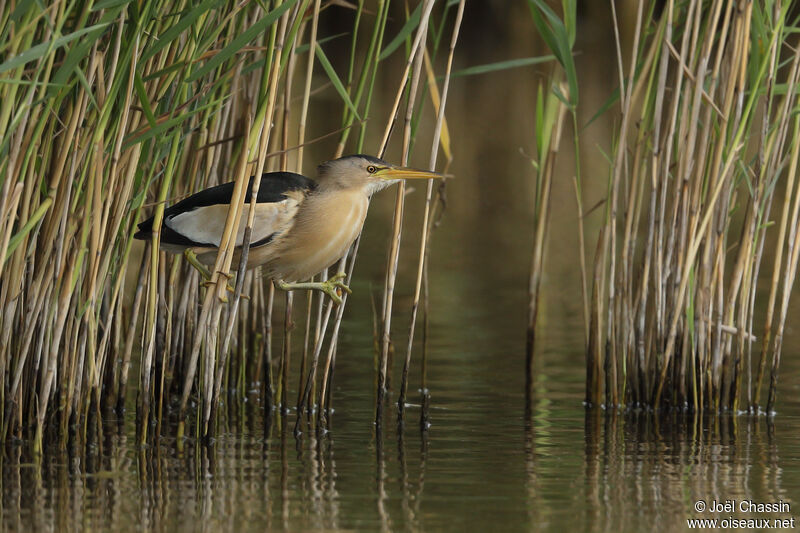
top-left (376, 0), bottom-right (436, 428)
top-left (398, 0), bottom-right (464, 417)
top-left (527, 82), bottom-right (569, 379)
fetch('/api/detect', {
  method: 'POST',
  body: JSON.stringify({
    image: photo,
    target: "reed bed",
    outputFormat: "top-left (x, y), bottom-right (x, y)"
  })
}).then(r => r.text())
top-left (0, 0), bottom-right (459, 451)
top-left (581, 0), bottom-right (800, 413)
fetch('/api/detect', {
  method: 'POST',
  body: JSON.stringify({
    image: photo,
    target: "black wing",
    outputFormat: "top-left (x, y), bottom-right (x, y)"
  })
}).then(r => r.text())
top-left (134, 172), bottom-right (316, 246)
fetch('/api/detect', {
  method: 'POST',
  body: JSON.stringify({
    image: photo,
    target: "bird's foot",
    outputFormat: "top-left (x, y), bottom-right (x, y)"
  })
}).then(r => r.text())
top-left (183, 249), bottom-right (213, 280)
top-left (319, 273), bottom-right (352, 305)
top-left (277, 273), bottom-right (352, 305)
top-left (184, 251), bottom-right (239, 301)
top-left (199, 277), bottom-right (246, 303)
top-left (200, 280), bottom-right (226, 302)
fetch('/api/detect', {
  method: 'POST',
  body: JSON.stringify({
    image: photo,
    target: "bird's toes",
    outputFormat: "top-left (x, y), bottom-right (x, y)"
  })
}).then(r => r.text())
top-left (334, 281), bottom-right (352, 294)
top-left (200, 278), bottom-right (239, 299)
top-left (326, 289), bottom-right (343, 305)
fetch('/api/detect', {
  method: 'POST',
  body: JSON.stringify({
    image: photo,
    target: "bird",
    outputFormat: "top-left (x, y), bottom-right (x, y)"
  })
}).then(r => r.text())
top-left (134, 154), bottom-right (443, 303)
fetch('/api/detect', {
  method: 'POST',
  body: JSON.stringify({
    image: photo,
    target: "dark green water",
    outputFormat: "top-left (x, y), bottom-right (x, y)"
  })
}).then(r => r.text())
top-left (5, 5), bottom-right (800, 531)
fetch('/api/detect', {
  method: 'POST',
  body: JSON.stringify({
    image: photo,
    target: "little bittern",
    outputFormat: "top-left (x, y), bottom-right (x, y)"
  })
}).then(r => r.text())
top-left (134, 154), bottom-right (442, 303)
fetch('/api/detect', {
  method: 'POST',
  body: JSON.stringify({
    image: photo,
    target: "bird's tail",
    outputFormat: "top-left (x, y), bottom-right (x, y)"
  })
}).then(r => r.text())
top-left (133, 217), bottom-right (154, 240)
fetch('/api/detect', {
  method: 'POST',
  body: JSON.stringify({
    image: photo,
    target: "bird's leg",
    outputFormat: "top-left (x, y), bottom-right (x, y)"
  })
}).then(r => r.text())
top-left (277, 273), bottom-right (352, 305)
top-left (183, 249), bottom-right (213, 280)
top-left (183, 249), bottom-right (238, 300)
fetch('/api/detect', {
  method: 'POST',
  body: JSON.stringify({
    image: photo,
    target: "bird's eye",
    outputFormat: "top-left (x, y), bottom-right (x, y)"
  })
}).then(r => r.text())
top-left (367, 165), bottom-right (377, 174)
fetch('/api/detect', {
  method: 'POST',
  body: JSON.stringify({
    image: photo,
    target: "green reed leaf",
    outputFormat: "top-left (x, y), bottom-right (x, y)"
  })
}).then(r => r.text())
top-left (315, 42), bottom-right (361, 121)
top-left (0, 23), bottom-right (110, 74)
top-left (187, 0), bottom-right (298, 83)
top-left (379, 1), bottom-right (422, 61)
top-left (449, 56), bottom-right (555, 78)
top-left (141, 0), bottom-right (224, 63)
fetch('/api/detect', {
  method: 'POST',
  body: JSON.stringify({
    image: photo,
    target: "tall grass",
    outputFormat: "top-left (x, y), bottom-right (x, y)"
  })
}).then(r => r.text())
top-left (0, 0), bottom-right (459, 451)
top-left (525, 0), bottom-right (580, 389)
top-left (585, 0), bottom-right (800, 412)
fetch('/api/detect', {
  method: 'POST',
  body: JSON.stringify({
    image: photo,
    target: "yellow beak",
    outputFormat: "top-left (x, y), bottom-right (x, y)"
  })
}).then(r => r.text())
top-left (375, 166), bottom-right (443, 180)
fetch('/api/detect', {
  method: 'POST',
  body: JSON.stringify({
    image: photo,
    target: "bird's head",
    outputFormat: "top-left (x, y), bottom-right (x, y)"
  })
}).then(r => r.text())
top-left (316, 154), bottom-right (442, 195)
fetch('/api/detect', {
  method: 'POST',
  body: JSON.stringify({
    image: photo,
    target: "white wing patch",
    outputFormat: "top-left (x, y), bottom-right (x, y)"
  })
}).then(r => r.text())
top-left (166, 198), bottom-right (299, 247)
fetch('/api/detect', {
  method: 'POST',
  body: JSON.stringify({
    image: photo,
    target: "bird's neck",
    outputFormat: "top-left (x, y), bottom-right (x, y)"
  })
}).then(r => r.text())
top-left (314, 179), bottom-right (399, 197)
top-left (365, 178), bottom-right (400, 196)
